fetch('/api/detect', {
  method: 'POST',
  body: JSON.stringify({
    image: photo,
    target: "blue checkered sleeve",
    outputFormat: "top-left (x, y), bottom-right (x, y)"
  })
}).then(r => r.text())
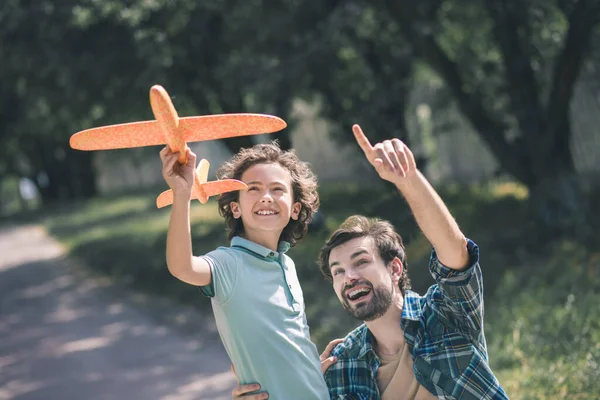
top-left (428, 239), bottom-right (484, 336)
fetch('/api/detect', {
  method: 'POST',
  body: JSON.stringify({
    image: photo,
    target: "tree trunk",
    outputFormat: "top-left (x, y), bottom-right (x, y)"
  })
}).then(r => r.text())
top-left (527, 130), bottom-right (589, 234)
top-left (67, 150), bottom-right (97, 198)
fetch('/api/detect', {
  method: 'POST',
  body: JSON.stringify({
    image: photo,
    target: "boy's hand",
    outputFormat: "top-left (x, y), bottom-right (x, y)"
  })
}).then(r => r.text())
top-left (353, 124), bottom-right (417, 185)
top-left (160, 146), bottom-right (196, 197)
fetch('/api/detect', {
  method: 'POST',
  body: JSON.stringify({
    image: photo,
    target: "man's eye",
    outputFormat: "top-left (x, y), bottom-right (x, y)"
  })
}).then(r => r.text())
top-left (273, 187), bottom-right (284, 192)
top-left (332, 269), bottom-right (343, 276)
top-left (356, 260), bottom-right (368, 266)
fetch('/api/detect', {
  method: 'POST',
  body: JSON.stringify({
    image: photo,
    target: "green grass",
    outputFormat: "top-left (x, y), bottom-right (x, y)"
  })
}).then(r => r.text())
top-left (9, 181), bottom-right (600, 399)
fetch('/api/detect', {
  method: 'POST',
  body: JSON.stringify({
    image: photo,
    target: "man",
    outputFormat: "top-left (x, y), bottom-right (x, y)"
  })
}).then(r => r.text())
top-left (233, 125), bottom-right (508, 399)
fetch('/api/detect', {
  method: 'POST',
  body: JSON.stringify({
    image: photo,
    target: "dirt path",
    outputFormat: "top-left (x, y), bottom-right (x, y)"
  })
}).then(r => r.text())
top-left (0, 225), bottom-right (236, 400)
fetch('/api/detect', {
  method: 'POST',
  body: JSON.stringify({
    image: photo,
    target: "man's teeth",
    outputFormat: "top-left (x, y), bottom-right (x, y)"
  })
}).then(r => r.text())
top-left (348, 288), bottom-right (371, 300)
top-left (256, 210), bottom-right (277, 215)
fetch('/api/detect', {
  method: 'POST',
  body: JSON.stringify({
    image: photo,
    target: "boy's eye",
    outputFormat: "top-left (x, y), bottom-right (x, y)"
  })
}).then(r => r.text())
top-left (273, 187), bottom-right (284, 192)
top-left (248, 187), bottom-right (259, 191)
top-left (356, 259), bottom-right (368, 266)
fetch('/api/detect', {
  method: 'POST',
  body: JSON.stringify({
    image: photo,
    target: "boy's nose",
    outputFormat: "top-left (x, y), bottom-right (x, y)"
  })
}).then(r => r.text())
top-left (260, 195), bottom-right (273, 203)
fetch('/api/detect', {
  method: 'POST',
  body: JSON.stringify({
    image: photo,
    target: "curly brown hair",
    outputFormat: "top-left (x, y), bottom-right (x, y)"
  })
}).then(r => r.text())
top-left (216, 141), bottom-right (319, 247)
top-left (318, 215), bottom-right (411, 293)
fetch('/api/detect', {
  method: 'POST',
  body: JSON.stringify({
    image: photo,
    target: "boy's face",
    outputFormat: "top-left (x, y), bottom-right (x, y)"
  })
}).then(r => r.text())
top-left (231, 162), bottom-right (301, 241)
top-left (328, 236), bottom-right (401, 321)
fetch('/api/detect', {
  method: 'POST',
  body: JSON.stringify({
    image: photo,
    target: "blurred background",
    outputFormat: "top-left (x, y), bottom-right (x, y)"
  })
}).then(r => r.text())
top-left (1, 0), bottom-right (600, 399)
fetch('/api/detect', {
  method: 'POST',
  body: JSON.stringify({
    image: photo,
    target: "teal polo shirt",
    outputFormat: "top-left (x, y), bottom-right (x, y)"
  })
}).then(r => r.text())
top-left (199, 236), bottom-right (329, 400)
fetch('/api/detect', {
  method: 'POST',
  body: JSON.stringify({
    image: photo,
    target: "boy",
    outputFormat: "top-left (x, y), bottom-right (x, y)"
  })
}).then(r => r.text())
top-left (160, 142), bottom-right (329, 399)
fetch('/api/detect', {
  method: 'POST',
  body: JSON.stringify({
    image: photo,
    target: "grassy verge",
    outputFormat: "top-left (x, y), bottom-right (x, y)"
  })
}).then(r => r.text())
top-left (11, 181), bottom-right (600, 399)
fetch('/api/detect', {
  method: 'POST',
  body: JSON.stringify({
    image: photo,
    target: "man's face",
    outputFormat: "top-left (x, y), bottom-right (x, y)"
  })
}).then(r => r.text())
top-left (329, 237), bottom-right (397, 321)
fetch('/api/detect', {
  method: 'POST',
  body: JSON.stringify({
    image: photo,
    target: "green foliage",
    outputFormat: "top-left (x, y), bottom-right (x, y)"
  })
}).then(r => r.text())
top-left (2, 0), bottom-right (599, 233)
top-left (488, 240), bottom-right (600, 398)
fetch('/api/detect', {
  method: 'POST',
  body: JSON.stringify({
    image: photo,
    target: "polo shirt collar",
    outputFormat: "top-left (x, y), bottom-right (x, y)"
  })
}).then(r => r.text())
top-left (231, 236), bottom-right (290, 258)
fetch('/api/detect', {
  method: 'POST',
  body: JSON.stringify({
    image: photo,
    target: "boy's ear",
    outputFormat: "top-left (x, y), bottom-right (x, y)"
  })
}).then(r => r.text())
top-left (291, 202), bottom-right (302, 220)
top-left (230, 202), bottom-right (242, 219)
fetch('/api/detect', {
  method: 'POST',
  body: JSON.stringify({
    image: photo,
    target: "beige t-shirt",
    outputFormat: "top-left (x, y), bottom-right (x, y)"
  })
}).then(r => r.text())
top-left (376, 337), bottom-right (438, 400)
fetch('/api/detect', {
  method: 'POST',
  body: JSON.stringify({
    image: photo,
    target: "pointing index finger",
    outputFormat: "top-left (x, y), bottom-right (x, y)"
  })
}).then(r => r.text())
top-left (352, 124), bottom-right (374, 157)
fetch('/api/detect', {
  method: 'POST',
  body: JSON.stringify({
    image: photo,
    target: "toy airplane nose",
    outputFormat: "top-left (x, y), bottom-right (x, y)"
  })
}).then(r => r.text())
top-left (149, 85), bottom-right (189, 164)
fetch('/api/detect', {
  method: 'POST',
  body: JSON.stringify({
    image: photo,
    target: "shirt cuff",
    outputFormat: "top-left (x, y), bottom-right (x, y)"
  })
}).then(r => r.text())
top-left (429, 239), bottom-right (479, 283)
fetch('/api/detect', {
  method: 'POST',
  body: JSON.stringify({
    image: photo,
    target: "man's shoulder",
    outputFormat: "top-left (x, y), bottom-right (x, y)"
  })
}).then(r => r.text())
top-left (330, 324), bottom-right (369, 359)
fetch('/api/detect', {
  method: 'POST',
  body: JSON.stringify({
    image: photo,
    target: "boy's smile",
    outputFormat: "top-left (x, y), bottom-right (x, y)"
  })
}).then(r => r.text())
top-left (231, 162), bottom-right (301, 250)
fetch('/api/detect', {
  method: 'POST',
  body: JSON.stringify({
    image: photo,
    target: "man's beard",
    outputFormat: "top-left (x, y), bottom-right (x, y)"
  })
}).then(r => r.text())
top-left (342, 281), bottom-right (393, 322)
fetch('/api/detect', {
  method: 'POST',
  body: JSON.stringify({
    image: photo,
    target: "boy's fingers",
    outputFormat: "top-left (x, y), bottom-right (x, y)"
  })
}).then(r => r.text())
top-left (162, 153), bottom-right (179, 176)
top-left (352, 124), bottom-right (374, 157)
top-left (186, 150), bottom-right (197, 168)
top-left (159, 146), bottom-right (169, 161)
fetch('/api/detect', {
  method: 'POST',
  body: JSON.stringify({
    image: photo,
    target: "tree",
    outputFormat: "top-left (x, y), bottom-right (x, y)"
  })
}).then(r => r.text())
top-left (383, 0), bottom-right (600, 230)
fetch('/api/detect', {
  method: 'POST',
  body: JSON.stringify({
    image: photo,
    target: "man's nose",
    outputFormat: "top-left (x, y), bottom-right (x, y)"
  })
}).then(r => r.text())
top-left (344, 268), bottom-right (359, 283)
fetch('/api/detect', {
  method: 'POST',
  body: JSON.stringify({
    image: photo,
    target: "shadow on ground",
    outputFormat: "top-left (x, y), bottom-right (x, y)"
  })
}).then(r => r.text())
top-left (0, 225), bottom-right (236, 400)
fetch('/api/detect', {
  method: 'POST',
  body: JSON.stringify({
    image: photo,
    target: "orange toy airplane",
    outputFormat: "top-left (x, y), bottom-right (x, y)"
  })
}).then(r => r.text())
top-left (69, 85), bottom-right (287, 207)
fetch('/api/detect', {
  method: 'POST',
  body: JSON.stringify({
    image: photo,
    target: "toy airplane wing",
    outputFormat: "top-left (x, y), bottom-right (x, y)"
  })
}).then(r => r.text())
top-left (179, 114), bottom-right (286, 142)
top-left (201, 180), bottom-right (247, 198)
top-left (156, 179), bottom-right (247, 208)
top-left (70, 120), bottom-right (163, 150)
top-left (70, 114), bottom-right (286, 151)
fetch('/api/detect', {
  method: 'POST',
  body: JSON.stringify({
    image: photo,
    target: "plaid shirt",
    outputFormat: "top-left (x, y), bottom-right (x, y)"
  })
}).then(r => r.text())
top-left (325, 240), bottom-right (509, 399)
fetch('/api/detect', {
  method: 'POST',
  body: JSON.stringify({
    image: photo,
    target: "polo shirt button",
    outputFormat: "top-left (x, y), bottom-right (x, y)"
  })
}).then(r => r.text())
top-left (269, 252), bottom-right (274, 257)
top-left (289, 285), bottom-right (292, 289)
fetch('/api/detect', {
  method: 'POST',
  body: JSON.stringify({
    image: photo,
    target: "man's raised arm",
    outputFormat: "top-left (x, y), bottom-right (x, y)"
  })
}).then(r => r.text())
top-left (352, 124), bottom-right (469, 270)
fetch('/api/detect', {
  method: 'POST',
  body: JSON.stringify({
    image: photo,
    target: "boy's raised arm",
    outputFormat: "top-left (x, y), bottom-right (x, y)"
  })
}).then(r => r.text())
top-left (161, 147), bottom-right (212, 286)
top-left (353, 124), bottom-right (469, 270)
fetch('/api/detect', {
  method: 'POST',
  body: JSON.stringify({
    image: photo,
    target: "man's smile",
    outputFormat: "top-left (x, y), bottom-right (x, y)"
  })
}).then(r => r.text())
top-left (344, 284), bottom-right (373, 303)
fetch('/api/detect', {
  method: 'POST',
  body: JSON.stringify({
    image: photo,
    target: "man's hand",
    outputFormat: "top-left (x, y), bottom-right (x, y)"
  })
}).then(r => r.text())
top-left (230, 364), bottom-right (268, 399)
top-left (353, 124), bottom-right (417, 185)
top-left (160, 146), bottom-right (196, 197)
top-left (320, 338), bottom-right (344, 373)
top-left (231, 384), bottom-right (268, 400)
